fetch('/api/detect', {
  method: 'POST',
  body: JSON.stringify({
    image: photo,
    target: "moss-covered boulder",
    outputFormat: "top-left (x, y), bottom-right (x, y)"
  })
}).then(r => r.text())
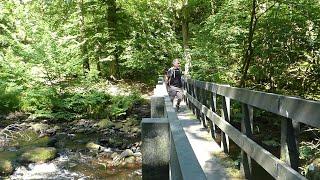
top-left (30, 123), bottom-right (49, 133)
top-left (0, 160), bottom-right (14, 175)
top-left (21, 147), bottom-right (57, 163)
top-left (12, 130), bottom-right (50, 148)
top-left (96, 119), bottom-right (114, 129)
top-left (86, 142), bottom-right (105, 151)
top-left (124, 156), bottom-right (136, 164)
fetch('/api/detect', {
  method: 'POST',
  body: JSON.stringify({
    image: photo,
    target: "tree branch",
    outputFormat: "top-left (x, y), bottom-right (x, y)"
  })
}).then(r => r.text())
top-left (256, 2), bottom-right (277, 21)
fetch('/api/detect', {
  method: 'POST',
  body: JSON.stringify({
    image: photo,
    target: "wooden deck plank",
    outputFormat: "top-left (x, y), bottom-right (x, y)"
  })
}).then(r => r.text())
top-left (176, 102), bottom-right (244, 180)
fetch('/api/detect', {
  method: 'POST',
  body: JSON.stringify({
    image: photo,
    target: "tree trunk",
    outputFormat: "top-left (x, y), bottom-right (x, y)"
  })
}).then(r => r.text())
top-left (182, 0), bottom-right (191, 76)
top-left (79, 0), bottom-right (90, 74)
top-left (106, 0), bottom-right (119, 79)
top-left (239, 0), bottom-right (257, 88)
top-left (211, 0), bottom-right (216, 14)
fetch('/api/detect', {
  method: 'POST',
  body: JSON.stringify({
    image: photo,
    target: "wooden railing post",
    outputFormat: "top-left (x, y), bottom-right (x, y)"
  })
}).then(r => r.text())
top-left (221, 96), bottom-right (230, 153)
top-left (184, 80), bottom-right (189, 107)
top-left (280, 119), bottom-right (300, 170)
top-left (241, 103), bottom-right (253, 179)
top-left (199, 88), bottom-right (207, 128)
top-left (187, 82), bottom-right (190, 108)
top-left (189, 82), bottom-right (195, 114)
top-left (208, 91), bottom-right (217, 139)
top-left (194, 83), bottom-right (201, 121)
top-left (183, 80), bottom-right (188, 105)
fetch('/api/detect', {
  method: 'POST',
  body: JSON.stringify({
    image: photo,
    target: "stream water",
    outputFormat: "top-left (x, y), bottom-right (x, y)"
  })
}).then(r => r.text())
top-left (1, 127), bottom-right (142, 180)
top-left (10, 151), bottom-right (141, 180)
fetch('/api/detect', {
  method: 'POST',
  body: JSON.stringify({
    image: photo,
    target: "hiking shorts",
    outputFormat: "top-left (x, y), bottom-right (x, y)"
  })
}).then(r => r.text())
top-left (168, 86), bottom-right (183, 103)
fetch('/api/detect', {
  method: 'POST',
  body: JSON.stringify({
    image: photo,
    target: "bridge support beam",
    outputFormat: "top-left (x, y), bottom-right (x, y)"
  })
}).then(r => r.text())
top-left (280, 119), bottom-right (300, 170)
top-left (141, 118), bottom-right (170, 180)
top-left (221, 96), bottom-right (231, 153)
top-left (241, 103), bottom-right (253, 180)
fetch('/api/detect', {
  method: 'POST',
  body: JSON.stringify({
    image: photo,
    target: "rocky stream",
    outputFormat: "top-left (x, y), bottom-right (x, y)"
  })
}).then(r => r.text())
top-left (0, 103), bottom-right (149, 180)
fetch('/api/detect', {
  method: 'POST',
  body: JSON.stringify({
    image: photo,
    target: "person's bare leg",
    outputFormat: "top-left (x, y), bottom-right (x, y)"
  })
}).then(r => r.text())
top-left (176, 88), bottom-right (183, 111)
top-left (169, 86), bottom-right (176, 103)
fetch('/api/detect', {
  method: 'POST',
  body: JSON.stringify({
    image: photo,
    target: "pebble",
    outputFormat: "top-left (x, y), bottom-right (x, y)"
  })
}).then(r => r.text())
top-left (8, 147), bottom-right (18, 152)
top-left (133, 152), bottom-right (142, 157)
top-left (103, 148), bottom-right (113, 153)
top-left (67, 133), bottom-right (76, 138)
top-left (134, 169), bottom-right (142, 176)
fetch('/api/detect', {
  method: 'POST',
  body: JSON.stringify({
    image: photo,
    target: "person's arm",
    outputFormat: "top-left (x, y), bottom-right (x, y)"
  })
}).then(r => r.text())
top-left (166, 68), bottom-right (172, 86)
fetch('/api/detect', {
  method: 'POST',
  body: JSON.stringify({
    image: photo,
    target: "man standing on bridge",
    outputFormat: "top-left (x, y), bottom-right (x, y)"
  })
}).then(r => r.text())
top-left (166, 59), bottom-right (183, 111)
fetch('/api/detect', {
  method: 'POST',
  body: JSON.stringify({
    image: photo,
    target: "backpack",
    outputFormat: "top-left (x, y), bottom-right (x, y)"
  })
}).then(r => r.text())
top-left (166, 67), bottom-right (182, 86)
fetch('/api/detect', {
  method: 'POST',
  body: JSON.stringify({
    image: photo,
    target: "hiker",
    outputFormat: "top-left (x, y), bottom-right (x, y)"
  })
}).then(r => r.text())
top-left (166, 59), bottom-right (183, 111)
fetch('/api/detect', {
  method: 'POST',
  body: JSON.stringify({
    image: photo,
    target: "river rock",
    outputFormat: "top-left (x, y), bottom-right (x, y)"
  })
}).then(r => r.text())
top-left (112, 149), bottom-right (134, 166)
top-left (47, 137), bottom-right (58, 147)
top-left (99, 138), bottom-right (108, 144)
top-left (7, 147), bottom-right (18, 152)
top-left (111, 152), bottom-right (119, 159)
top-left (131, 146), bottom-right (136, 152)
top-left (86, 142), bottom-right (100, 151)
top-left (121, 149), bottom-right (134, 157)
top-left (75, 119), bottom-right (88, 126)
top-left (5, 112), bottom-right (28, 121)
top-left (134, 169), bottom-right (142, 176)
top-left (133, 152), bottom-right (142, 157)
top-left (30, 123), bottom-right (49, 133)
top-left (114, 124), bottom-right (122, 130)
top-left (21, 147), bottom-right (57, 163)
top-left (67, 133), bottom-right (76, 138)
top-left (307, 158), bottom-right (320, 180)
top-left (135, 147), bottom-right (141, 152)
top-left (124, 156), bottom-right (135, 164)
top-left (0, 160), bottom-right (14, 175)
top-left (86, 142), bottom-right (106, 152)
top-left (85, 129), bottom-right (95, 134)
top-left (135, 156), bottom-right (142, 163)
top-left (45, 127), bottom-right (57, 136)
top-left (75, 128), bottom-right (86, 133)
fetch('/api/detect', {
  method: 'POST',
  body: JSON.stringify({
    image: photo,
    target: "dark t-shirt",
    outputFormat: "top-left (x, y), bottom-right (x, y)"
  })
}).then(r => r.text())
top-left (167, 67), bottom-right (182, 88)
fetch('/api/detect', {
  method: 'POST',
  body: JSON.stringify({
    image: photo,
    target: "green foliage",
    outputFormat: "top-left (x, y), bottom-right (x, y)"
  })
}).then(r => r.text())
top-left (300, 145), bottom-right (316, 161)
top-left (0, 83), bottom-right (23, 113)
top-left (109, 92), bottom-right (142, 119)
top-left (0, 0), bottom-right (151, 119)
top-left (191, 0), bottom-right (249, 85)
top-left (58, 90), bottom-right (111, 119)
top-left (119, 0), bottom-right (182, 82)
top-left (190, 0), bottom-right (320, 99)
top-left (20, 85), bottom-right (57, 115)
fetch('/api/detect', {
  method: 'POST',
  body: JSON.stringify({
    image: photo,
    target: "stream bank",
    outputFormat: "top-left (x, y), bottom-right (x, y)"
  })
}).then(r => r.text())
top-left (0, 100), bottom-right (150, 179)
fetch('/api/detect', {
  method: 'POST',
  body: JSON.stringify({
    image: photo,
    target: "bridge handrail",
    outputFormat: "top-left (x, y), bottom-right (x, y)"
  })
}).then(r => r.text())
top-left (184, 78), bottom-right (313, 180)
top-left (141, 77), bottom-right (206, 180)
top-left (185, 78), bottom-right (320, 128)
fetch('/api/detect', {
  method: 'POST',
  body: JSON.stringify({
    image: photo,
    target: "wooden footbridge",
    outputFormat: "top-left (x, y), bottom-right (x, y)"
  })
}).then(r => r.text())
top-left (141, 77), bottom-right (320, 180)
